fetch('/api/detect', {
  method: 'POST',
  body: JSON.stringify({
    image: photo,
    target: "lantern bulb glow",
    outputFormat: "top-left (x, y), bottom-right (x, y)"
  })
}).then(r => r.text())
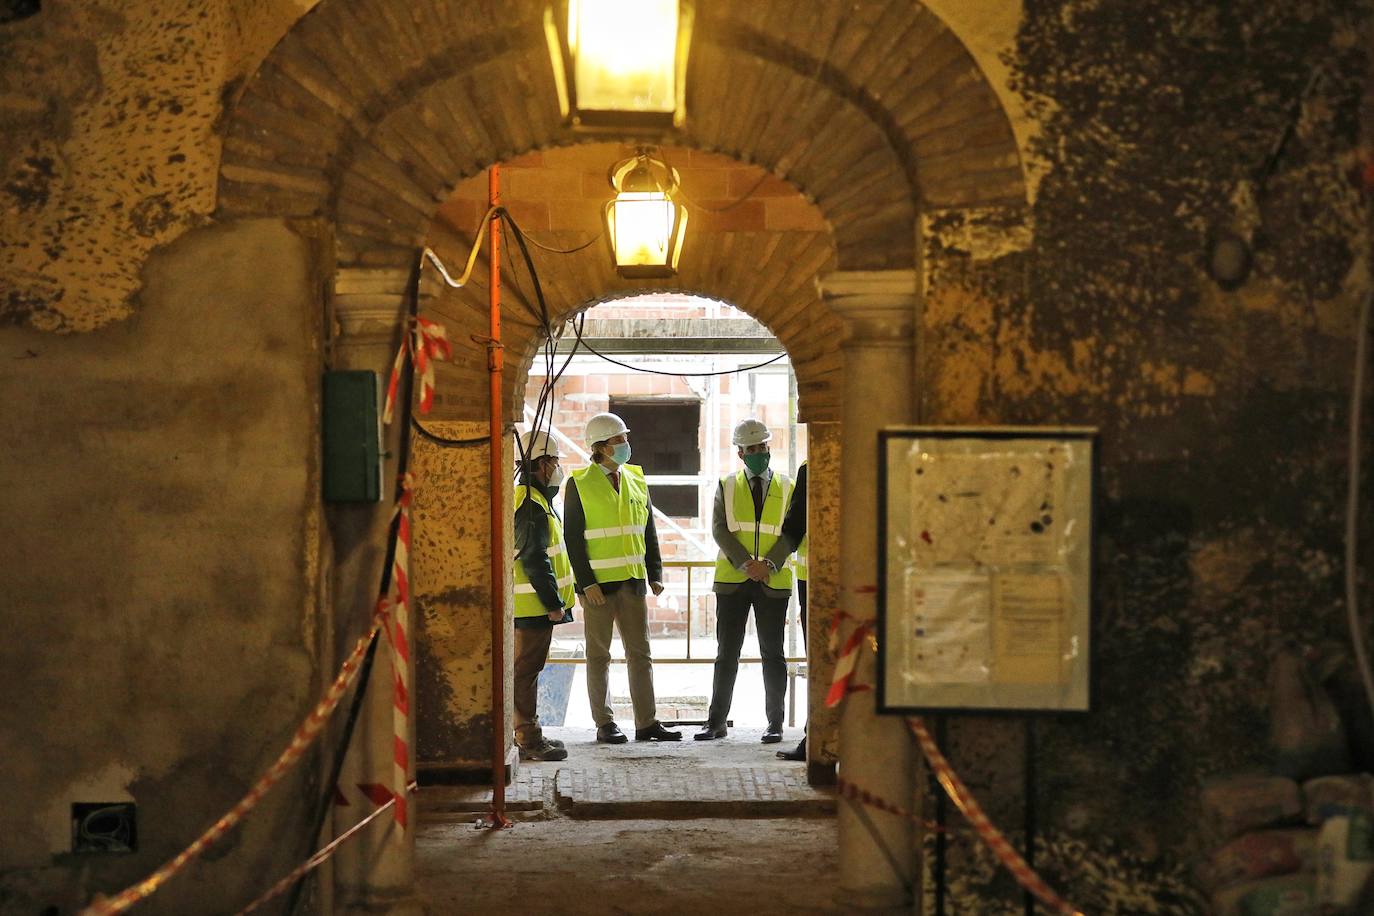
top-left (568, 0), bottom-right (679, 114)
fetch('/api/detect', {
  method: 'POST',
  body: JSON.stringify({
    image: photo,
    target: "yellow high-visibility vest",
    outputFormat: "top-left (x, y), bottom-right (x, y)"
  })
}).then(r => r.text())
top-left (513, 485), bottom-right (575, 617)
top-left (570, 464), bottom-right (649, 584)
top-left (714, 469), bottom-right (794, 591)
top-left (794, 534), bottom-right (808, 582)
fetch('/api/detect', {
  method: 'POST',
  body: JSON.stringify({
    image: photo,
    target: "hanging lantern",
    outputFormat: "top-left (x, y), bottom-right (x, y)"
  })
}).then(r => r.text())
top-left (544, 0), bottom-right (693, 132)
top-left (602, 151), bottom-right (688, 279)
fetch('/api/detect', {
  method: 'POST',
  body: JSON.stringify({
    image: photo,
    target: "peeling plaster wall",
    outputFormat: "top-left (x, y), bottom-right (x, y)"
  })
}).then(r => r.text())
top-left (0, 218), bottom-right (325, 913)
top-left (919, 2), bottom-right (1374, 911)
top-left (0, 0), bottom-right (313, 331)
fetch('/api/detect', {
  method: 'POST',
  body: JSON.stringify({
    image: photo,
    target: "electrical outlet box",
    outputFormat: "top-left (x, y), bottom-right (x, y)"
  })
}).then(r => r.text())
top-left (71, 803), bottom-right (136, 854)
top-left (323, 370), bottom-right (382, 503)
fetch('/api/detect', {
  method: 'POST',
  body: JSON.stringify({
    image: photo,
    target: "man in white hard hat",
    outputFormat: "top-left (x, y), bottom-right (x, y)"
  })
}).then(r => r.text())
top-left (563, 412), bottom-right (681, 744)
top-left (511, 430), bottom-right (574, 762)
top-left (696, 418), bottom-right (796, 744)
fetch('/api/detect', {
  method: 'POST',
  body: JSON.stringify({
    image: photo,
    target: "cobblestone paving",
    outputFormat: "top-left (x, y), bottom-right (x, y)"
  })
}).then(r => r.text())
top-left (418, 727), bottom-right (834, 819)
top-left (555, 766), bottom-right (826, 805)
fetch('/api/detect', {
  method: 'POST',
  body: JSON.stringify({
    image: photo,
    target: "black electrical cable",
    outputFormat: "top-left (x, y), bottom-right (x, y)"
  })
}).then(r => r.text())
top-left (284, 257), bottom-right (426, 916)
top-left (571, 322), bottom-right (788, 377)
top-left (411, 416), bottom-right (503, 448)
top-left (666, 158), bottom-right (773, 214)
top-left (487, 210), bottom-right (790, 464)
top-left (500, 212), bottom-right (590, 463)
top-left (501, 216), bottom-right (553, 462)
top-left (519, 230), bottom-right (603, 254)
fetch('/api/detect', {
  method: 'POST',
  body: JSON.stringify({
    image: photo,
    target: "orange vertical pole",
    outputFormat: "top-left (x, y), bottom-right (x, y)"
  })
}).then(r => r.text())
top-left (487, 166), bottom-right (509, 824)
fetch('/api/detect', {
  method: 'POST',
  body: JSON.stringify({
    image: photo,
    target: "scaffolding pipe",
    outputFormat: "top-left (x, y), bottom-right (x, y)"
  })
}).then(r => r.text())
top-left (487, 166), bottom-right (509, 824)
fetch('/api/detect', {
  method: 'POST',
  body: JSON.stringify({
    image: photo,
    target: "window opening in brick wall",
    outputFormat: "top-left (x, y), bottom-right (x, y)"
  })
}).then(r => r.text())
top-left (609, 397), bottom-right (699, 517)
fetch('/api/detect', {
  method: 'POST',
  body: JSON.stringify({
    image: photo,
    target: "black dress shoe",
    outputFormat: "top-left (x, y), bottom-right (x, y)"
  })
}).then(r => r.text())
top-left (761, 726), bottom-right (783, 744)
top-left (776, 740), bottom-right (806, 761)
top-left (596, 723), bottom-right (628, 744)
top-left (693, 724), bottom-right (728, 740)
top-left (635, 722), bottom-right (683, 741)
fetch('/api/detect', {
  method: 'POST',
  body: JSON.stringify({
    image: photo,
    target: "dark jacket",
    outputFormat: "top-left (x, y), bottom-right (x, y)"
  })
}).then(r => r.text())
top-left (513, 473), bottom-right (573, 628)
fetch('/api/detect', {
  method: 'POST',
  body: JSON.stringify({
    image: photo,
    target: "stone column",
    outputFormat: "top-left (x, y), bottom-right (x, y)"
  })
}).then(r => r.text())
top-left (820, 269), bottom-right (918, 910)
top-left (328, 266), bottom-right (423, 916)
top-left (803, 420), bottom-right (841, 782)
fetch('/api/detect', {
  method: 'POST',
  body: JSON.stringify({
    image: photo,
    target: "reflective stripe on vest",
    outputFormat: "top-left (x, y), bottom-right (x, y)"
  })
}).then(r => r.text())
top-left (512, 485), bottom-right (576, 616)
top-left (571, 464), bottom-right (649, 584)
top-left (794, 534), bottom-right (808, 581)
top-left (714, 470), bottom-right (793, 590)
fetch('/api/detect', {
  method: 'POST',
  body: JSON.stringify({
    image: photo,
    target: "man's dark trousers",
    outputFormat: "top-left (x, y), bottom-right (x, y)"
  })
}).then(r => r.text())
top-left (707, 579), bottom-right (789, 728)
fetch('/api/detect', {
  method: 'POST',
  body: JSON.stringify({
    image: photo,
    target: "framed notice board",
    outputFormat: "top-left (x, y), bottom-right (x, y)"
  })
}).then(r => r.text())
top-left (877, 427), bottom-right (1096, 714)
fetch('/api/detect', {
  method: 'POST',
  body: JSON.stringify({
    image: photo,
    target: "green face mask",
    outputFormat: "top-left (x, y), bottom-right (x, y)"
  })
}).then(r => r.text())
top-left (743, 451), bottom-right (770, 475)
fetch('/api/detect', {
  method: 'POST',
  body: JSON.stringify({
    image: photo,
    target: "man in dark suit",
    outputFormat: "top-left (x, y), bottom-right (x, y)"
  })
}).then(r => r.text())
top-left (695, 419), bottom-right (796, 744)
top-left (776, 460), bottom-right (808, 761)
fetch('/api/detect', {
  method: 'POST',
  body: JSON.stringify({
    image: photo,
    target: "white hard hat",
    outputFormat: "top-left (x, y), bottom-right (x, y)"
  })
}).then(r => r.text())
top-left (585, 412), bottom-right (629, 446)
top-left (519, 431), bottom-right (562, 460)
top-left (732, 418), bottom-right (771, 447)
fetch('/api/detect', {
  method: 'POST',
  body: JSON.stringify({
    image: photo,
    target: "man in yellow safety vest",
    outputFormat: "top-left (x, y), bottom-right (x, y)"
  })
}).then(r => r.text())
top-left (512, 430), bottom-right (574, 761)
top-left (563, 412), bottom-right (682, 744)
top-left (776, 460), bottom-right (808, 761)
top-left (695, 418), bottom-right (797, 744)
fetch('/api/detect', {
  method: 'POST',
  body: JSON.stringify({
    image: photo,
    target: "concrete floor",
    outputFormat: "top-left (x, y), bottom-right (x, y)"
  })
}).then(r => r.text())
top-left (416, 726), bottom-right (843, 915)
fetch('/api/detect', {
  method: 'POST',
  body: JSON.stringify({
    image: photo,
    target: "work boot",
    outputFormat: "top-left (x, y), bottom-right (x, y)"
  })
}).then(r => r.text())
top-left (518, 721), bottom-right (563, 749)
top-left (517, 735), bottom-right (568, 762)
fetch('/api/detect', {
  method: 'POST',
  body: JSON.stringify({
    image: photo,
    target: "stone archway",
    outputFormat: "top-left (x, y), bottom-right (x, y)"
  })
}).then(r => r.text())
top-left (215, 2), bottom-right (1028, 911)
top-left (408, 142), bottom-right (846, 778)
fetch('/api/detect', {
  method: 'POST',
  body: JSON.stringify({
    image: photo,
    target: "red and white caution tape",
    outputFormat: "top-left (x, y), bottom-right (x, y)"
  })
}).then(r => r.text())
top-left (80, 607), bottom-right (389, 916)
top-left (907, 717), bottom-right (1084, 916)
top-left (825, 619), bottom-right (872, 707)
top-left (235, 781), bottom-right (417, 916)
top-left (835, 776), bottom-right (945, 833)
top-left (410, 317), bottom-right (451, 415)
top-left (387, 474), bottom-right (415, 829)
top-left (334, 782), bottom-right (396, 808)
top-left (382, 318), bottom-right (454, 424)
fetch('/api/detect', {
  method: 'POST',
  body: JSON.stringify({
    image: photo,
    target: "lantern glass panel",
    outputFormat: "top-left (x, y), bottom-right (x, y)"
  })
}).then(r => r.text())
top-left (569, 0), bottom-right (678, 114)
top-left (610, 191), bottom-right (674, 267)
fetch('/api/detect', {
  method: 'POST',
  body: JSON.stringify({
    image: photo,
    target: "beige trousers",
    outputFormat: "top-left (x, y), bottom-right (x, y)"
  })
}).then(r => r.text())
top-left (582, 586), bottom-right (658, 729)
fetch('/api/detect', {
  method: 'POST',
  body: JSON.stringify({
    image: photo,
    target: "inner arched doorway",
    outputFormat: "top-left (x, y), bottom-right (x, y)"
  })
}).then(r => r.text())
top-left (517, 290), bottom-right (811, 734)
top-left (409, 143), bottom-right (845, 786)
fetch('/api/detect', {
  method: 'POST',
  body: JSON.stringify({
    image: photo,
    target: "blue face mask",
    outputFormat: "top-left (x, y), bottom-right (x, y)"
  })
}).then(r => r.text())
top-left (610, 443), bottom-right (632, 465)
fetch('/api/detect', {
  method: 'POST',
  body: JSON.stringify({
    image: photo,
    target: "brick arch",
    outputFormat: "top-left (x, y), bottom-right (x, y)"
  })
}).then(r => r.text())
top-left (415, 141), bottom-right (841, 422)
top-left (218, 0), bottom-right (1025, 273)
top-left (516, 271), bottom-right (842, 420)
top-left (424, 230), bottom-right (842, 425)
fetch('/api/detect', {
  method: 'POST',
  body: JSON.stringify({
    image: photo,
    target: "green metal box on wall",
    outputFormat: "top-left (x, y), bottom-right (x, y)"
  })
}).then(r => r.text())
top-left (322, 370), bottom-right (382, 503)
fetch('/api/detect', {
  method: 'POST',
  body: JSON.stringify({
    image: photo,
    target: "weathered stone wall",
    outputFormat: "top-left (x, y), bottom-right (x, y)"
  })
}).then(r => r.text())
top-left (4, 0), bottom-right (1373, 911)
top-left (919, 2), bottom-right (1373, 911)
top-left (0, 218), bottom-right (327, 913)
top-left (410, 422), bottom-right (514, 768)
top-left (0, 0), bottom-right (313, 330)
